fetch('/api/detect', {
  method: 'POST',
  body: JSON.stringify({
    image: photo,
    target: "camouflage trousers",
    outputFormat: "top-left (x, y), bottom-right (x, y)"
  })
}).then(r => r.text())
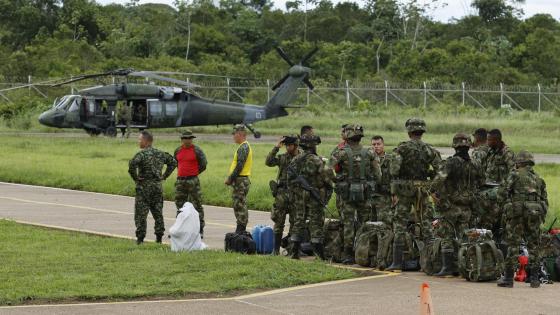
top-left (134, 181), bottom-right (165, 239)
top-left (271, 187), bottom-right (294, 235)
top-left (393, 189), bottom-right (434, 244)
top-left (435, 203), bottom-right (471, 252)
top-left (341, 199), bottom-right (371, 249)
top-left (291, 190), bottom-right (324, 243)
top-left (231, 177), bottom-right (250, 226)
top-left (175, 177), bottom-right (204, 230)
top-left (373, 194), bottom-right (393, 226)
top-left (503, 202), bottom-right (542, 269)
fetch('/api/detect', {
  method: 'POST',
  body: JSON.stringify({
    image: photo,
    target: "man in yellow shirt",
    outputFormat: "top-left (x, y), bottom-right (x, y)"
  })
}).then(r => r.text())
top-left (225, 124), bottom-right (253, 233)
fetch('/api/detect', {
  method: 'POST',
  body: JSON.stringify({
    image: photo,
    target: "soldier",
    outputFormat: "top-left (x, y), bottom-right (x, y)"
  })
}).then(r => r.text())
top-left (288, 133), bottom-right (331, 260)
top-left (117, 101), bottom-right (132, 138)
top-left (330, 124), bottom-right (349, 216)
top-left (471, 128), bottom-right (489, 174)
top-left (225, 124), bottom-right (253, 233)
top-left (497, 150), bottom-right (548, 288)
top-left (174, 130), bottom-right (207, 236)
top-left (387, 118), bottom-right (442, 271)
top-left (128, 131), bottom-right (177, 244)
top-left (429, 133), bottom-right (483, 277)
top-left (329, 124), bottom-right (381, 264)
top-left (371, 135), bottom-right (393, 225)
top-left (265, 135), bottom-right (301, 254)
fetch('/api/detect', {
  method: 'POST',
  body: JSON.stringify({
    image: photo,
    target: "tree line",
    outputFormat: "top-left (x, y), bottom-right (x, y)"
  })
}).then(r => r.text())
top-left (0, 0), bottom-right (559, 87)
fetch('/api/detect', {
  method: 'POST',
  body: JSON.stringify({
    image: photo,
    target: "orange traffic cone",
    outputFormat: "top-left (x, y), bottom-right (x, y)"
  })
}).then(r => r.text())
top-left (419, 282), bottom-right (435, 315)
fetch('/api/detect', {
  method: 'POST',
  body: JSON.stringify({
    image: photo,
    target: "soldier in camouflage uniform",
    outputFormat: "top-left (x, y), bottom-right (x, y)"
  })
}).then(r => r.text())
top-left (471, 128), bottom-right (490, 175)
top-left (128, 131), bottom-right (177, 244)
top-left (117, 101), bottom-right (132, 138)
top-left (497, 150), bottom-right (548, 288)
top-left (174, 130), bottom-right (207, 236)
top-left (429, 133), bottom-right (484, 276)
top-left (225, 125), bottom-right (253, 233)
top-left (288, 133), bottom-right (332, 260)
top-left (387, 118), bottom-right (442, 271)
top-left (265, 135), bottom-right (301, 254)
top-left (329, 124), bottom-right (381, 264)
top-left (371, 135), bottom-right (393, 225)
top-left (330, 124), bottom-right (349, 217)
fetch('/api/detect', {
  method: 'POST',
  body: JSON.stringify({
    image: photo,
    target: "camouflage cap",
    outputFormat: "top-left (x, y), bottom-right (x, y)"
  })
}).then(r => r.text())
top-left (452, 132), bottom-right (471, 148)
top-left (344, 124), bottom-right (364, 139)
top-left (405, 117), bottom-right (426, 133)
top-left (515, 150), bottom-right (535, 166)
top-left (232, 124), bottom-right (246, 134)
top-left (180, 130), bottom-right (196, 139)
top-left (282, 134), bottom-right (299, 145)
top-left (299, 134), bottom-right (321, 148)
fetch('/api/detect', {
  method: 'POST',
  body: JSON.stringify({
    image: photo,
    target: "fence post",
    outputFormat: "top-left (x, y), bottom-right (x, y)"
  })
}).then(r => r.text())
top-left (500, 82), bottom-right (504, 107)
top-left (462, 82), bottom-right (465, 107)
top-left (28, 75), bottom-right (32, 96)
top-left (306, 87), bottom-right (310, 106)
top-left (267, 79), bottom-right (270, 101)
top-left (423, 81), bottom-right (427, 109)
top-left (385, 80), bottom-right (388, 107)
top-left (538, 83), bottom-right (541, 113)
top-left (227, 77), bottom-right (230, 102)
top-left (346, 80), bottom-right (351, 108)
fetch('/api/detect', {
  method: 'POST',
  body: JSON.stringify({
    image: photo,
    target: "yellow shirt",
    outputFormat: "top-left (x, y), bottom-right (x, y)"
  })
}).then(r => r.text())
top-left (229, 141), bottom-right (252, 177)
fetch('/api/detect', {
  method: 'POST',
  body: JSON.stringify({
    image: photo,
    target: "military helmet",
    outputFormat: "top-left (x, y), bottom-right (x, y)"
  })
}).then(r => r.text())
top-left (282, 134), bottom-right (299, 145)
top-left (299, 134), bottom-right (321, 148)
top-left (452, 133), bottom-right (471, 148)
top-left (405, 117), bottom-right (426, 133)
top-left (515, 150), bottom-right (535, 166)
top-left (344, 124), bottom-right (364, 139)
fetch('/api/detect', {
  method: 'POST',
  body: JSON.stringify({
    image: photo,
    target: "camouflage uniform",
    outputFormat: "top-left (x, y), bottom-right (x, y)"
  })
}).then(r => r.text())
top-left (329, 124), bottom-right (381, 263)
top-left (288, 134), bottom-right (332, 259)
top-left (117, 103), bottom-right (132, 137)
top-left (228, 126), bottom-right (252, 232)
top-left (471, 144), bottom-right (490, 178)
top-left (497, 151), bottom-right (548, 288)
top-left (265, 138), bottom-right (301, 240)
top-left (373, 151), bottom-right (393, 226)
top-left (430, 133), bottom-right (483, 276)
top-left (387, 118), bottom-right (441, 271)
top-left (128, 146), bottom-right (176, 242)
top-left (174, 138), bottom-right (207, 231)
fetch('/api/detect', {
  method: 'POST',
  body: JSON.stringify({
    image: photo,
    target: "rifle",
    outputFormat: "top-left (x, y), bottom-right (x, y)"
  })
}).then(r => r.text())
top-left (294, 175), bottom-right (337, 217)
top-left (547, 217), bottom-right (558, 233)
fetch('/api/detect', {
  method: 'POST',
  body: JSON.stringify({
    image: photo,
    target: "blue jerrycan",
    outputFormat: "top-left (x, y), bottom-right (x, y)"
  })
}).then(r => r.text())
top-left (251, 225), bottom-right (274, 254)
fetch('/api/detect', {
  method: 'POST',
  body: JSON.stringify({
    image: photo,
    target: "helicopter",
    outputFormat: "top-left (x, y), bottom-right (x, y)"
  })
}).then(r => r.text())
top-left (37, 47), bottom-right (317, 138)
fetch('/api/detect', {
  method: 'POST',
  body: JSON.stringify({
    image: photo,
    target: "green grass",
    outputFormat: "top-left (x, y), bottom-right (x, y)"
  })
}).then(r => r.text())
top-left (0, 136), bottom-right (558, 227)
top-left (0, 220), bottom-right (355, 306)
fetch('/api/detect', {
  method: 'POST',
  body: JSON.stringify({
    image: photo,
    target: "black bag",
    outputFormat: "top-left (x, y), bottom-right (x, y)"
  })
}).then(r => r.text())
top-left (224, 231), bottom-right (256, 254)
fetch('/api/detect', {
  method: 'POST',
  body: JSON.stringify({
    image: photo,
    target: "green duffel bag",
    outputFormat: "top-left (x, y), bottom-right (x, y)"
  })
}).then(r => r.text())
top-left (458, 229), bottom-right (504, 282)
top-left (542, 256), bottom-right (560, 282)
top-left (419, 238), bottom-right (443, 275)
top-left (375, 223), bottom-right (394, 270)
top-left (355, 222), bottom-right (379, 267)
top-left (323, 218), bottom-right (343, 262)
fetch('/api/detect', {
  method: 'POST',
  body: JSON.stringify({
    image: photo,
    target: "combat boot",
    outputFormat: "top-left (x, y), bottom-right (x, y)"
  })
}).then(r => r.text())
top-left (434, 250), bottom-right (455, 277)
top-left (530, 266), bottom-right (541, 288)
top-left (386, 241), bottom-right (404, 271)
top-left (235, 224), bottom-right (246, 234)
top-left (136, 237), bottom-right (144, 245)
top-left (200, 227), bottom-right (204, 239)
top-left (312, 242), bottom-right (326, 260)
top-left (341, 246), bottom-right (355, 265)
top-left (497, 267), bottom-right (514, 288)
top-left (291, 241), bottom-right (301, 260)
top-left (273, 233), bottom-right (283, 255)
top-left (156, 235), bottom-right (163, 243)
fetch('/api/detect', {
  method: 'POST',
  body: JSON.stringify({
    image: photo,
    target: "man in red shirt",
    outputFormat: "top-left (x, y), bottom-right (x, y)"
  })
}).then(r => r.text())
top-left (174, 130), bottom-right (208, 237)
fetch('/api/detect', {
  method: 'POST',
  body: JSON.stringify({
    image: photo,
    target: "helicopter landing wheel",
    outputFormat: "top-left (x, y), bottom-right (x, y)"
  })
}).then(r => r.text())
top-left (105, 126), bottom-right (117, 138)
top-left (253, 131), bottom-right (262, 139)
top-left (86, 128), bottom-right (101, 137)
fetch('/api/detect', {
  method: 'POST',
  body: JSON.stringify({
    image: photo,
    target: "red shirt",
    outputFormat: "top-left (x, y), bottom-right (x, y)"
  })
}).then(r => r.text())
top-left (176, 145), bottom-right (199, 177)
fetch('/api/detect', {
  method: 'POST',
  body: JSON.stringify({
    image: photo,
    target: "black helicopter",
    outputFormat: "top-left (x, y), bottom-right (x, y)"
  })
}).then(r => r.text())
top-left (37, 48), bottom-right (317, 138)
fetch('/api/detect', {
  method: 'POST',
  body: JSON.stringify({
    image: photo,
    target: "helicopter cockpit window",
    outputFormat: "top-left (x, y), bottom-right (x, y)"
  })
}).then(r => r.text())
top-left (55, 96), bottom-right (71, 110)
top-left (165, 102), bottom-right (177, 116)
top-left (68, 99), bottom-right (79, 112)
top-left (149, 101), bottom-right (162, 116)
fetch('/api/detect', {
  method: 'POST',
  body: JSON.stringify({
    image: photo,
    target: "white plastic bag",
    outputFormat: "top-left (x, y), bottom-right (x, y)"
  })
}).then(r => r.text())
top-left (169, 202), bottom-right (207, 252)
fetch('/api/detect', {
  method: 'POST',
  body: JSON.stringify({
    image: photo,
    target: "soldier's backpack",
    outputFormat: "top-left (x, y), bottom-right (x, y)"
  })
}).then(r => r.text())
top-left (418, 238), bottom-right (443, 275)
top-left (354, 221), bottom-right (394, 269)
top-left (323, 218), bottom-right (343, 262)
top-left (402, 231), bottom-right (421, 271)
top-left (224, 231), bottom-right (256, 254)
top-left (458, 229), bottom-right (503, 281)
top-left (342, 147), bottom-right (375, 203)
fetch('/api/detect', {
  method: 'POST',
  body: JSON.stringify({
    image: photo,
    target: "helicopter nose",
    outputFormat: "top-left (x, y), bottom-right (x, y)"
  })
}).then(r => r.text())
top-left (38, 111), bottom-right (54, 127)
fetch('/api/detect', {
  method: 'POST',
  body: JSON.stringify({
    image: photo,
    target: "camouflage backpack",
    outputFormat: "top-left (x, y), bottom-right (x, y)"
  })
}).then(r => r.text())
top-left (418, 238), bottom-right (443, 275)
top-left (323, 218), bottom-right (343, 262)
top-left (458, 229), bottom-right (504, 281)
top-left (354, 221), bottom-right (394, 269)
top-left (394, 140), bottom-right (434, 180)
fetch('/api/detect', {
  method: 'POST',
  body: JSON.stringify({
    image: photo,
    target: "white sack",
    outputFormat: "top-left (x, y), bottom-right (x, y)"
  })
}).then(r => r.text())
top-left (169, 202), bottom-right (207, 252)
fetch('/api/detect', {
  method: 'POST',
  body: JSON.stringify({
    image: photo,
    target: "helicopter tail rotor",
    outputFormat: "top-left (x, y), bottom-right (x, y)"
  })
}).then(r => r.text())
top-left (271, 46), bottom-right (317, 91)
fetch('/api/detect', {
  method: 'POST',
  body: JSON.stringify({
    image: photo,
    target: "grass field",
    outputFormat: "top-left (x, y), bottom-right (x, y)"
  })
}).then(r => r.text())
top-left (0, 136), bottom-right (558, 227)
top-left (0, 220), bottom-right (355, 306)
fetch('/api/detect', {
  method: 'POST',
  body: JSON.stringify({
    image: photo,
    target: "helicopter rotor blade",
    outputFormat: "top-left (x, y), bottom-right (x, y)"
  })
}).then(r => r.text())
top-left (303, 78), bottom-right (314, 90)
top-left (145, 71), bottom-right (248, 80)
top-left (300, 46), bottom-right (319, 66)
top-left (275, 47), bottom-right (295, 66)
top-left (50, 72), bottom-right (114, 87)
top-left (271, 74), bottom-right (290, 91)
top-left (128, 71), bottom-right (199, 88)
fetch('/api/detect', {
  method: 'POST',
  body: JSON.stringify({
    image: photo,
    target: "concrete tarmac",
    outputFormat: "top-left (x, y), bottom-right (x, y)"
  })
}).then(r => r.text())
top-left (1, 182), bottom-right (559, 315)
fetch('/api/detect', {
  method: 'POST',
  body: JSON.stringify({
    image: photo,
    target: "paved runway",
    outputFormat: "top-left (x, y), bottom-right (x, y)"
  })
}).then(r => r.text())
top-left (1, 182), bottom-right (559, 314)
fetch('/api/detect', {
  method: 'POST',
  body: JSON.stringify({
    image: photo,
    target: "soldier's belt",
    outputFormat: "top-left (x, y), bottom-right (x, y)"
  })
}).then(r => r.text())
top-left (512, 195), bottom-right (538, 202)
top-left (177, 176), bottom-right (198, 180)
